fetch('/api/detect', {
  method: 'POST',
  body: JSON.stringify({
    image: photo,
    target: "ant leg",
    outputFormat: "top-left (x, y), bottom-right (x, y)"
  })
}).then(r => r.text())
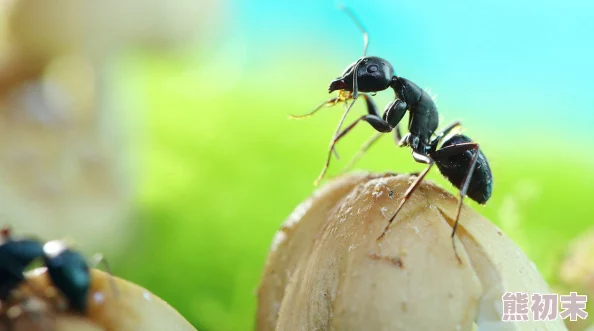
top-left (360, 93), bottom-right (381, 117)
top-left (431, 142), bottom-right (480, 263)
top-left (343, 132), bottom-right (384, 172)
top-left (330, 96), bottom-right (358, 160)
top-left (332, 93), bottom-right (381, 159)
top-left (436, 121), bottom-right (461, 137)
top-left (314, 114), bottom-right (392, 186)
top-left (327, 54), bottom-right (365, 157)
top-left (397, 132), bottom-right (410, 147)
top-left (429, 120), bottom-right (463, 150)
top-left (382, 99), bottom-right (408, 148)
top-left (340, 94), bottom-right (388, 172)
top-left (326, 91), bottom-right (378, 162)
top-left (297, 92), bottom-right (375, 163)
top-left (395, 125), bottom-right (412, 147)
top-left (288, 97), bottom-right (341, 119)
top-left (394, 124), bottom-right (403, 142)
top-left (432, 121), bottom-right (462, 146)
top-left (382, 99), bottom-right (407, 127)
top-left (90, 254), bottom-right (119, 298)
top-left (377, 154), bottom-right (434, 241)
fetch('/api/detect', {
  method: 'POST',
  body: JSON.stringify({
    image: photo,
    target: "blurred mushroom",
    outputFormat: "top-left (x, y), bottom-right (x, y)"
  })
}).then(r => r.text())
top-left (5, 0), bottom-right (225, 60)
top-left (1, 268), bottom-right (197, 331)
top-left (257, 172), bottom-right (567, 331)
top-left (558, 228), bottom-right (594, 331)
top-left (560, 227), bottom-right (594, 297)
top-left (0, 54), bottom-right (134, 252)
top-left (0, 0), bottom-right (227, 250)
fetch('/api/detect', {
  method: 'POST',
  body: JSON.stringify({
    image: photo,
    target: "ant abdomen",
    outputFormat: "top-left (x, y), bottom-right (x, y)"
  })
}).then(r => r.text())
top-left (435, 134), bottom-right (493, 204)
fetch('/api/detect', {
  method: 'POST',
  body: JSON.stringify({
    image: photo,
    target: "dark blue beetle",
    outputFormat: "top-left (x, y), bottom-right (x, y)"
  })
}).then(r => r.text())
top-left (0, 229), bottom-right (90, 312)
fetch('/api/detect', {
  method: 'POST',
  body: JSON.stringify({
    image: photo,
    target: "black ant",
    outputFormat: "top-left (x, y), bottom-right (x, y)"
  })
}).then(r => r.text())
top-left (0, 227), bottom-right (116, 313)
top-left (291, 6), bottom-right (437, 185)
top-left (292, 6), bottom-right (493, 262)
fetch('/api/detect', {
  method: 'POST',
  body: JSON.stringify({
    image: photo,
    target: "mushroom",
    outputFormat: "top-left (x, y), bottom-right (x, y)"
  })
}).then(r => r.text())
top-left (558, 228), bottom-right (594, 331)
top-left (560, 227), bottom-right (594, 298)
top-left (1, 268), bottom-right (197, 331)
top-left (0, 0), bottom-right (226, 248)
top-left (257, 172), bottom-right (568, 331)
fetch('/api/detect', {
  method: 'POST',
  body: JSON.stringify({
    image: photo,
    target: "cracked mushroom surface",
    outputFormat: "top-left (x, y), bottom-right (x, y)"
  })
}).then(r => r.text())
top-left (257, 172), bottom-right (567, 331)
top-left (0, 268), bottom-right (197, 331)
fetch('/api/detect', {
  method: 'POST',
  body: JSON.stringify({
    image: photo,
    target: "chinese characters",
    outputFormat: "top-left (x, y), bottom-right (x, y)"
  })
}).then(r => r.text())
top-left (502, 292), bottom-right (588, 322)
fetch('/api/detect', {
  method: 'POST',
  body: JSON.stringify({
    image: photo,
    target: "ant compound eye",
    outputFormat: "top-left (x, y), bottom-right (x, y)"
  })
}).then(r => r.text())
top-left (367, 64), bottom-right (379, 73)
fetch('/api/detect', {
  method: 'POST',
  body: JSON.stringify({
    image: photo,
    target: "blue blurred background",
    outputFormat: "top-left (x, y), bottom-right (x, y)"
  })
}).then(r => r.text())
top-left (237, 0), bottom-right (594, 134)
top-left (0, 0), bottom-right (592, 330)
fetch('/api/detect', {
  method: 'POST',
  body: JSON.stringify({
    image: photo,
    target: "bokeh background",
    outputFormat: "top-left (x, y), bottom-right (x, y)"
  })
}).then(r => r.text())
top-left (0, 0), bottom-right (593, 330)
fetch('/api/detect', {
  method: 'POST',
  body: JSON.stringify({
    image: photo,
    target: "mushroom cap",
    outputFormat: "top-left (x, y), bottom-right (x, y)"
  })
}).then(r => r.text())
top-left (4, 0), bottom-right (224, 60)
top-left (1, 268), bottom-right (197, 331)
top-left (257, 172), bottom-right (568, 331)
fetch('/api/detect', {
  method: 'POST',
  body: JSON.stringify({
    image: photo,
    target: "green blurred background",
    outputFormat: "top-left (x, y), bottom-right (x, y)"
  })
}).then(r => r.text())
top-left (0, 0), bottom-right (593, 330)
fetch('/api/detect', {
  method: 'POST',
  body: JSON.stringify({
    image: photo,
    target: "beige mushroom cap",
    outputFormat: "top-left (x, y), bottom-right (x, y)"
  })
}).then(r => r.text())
top-left (257, 172), bottom-right (567, 331)
top-left (2, 268), bottom-right (197, 331)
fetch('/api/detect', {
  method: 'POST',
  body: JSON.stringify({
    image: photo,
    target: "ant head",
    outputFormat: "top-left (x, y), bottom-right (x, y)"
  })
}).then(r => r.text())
top-left (329, 56), bottom-right (394, 93)
top-left (328, 7), bottom-right (395, 94)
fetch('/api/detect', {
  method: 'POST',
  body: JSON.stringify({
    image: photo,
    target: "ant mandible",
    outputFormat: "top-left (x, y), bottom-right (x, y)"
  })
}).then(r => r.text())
top-left (0, 227), bottom-right (117, 313)
top-left (292, 6), bottom-right (493, 262)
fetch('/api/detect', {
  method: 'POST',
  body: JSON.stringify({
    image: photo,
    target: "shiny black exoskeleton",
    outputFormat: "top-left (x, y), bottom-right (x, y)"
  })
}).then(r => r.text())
top-left (436, 134), bottom-right (493, 205)
top-left (291, 8), bottom-right (442, 184)
top-left (330, 59), bottom-right (440, 149)
top-left (0, 229), bottom-right (90, 312)
top-left (327, 54), bottom-right (493, 262)
top-left (291, 6), bottom-right (493, 262)
top-left (377, 126), bottom-right (493, 263)
top-left (328, 93), bottom-right (493, 263)
top-left (328, 56), bottom-right (395, 94)
top-left (319, 73), bottom-right (442, 177)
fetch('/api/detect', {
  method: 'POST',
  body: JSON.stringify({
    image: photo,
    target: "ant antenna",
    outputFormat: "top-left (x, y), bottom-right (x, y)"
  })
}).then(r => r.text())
top-left (338, 5), bottom-right (369, 57)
